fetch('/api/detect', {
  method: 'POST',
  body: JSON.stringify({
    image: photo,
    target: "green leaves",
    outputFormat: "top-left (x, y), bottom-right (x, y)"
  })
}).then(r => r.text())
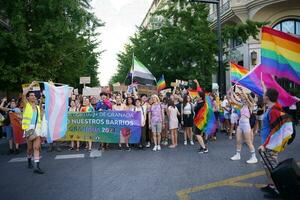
top-left (0, 0), bottom-right (103, 91)
top-left (111, 0), bottom-right (217, 91)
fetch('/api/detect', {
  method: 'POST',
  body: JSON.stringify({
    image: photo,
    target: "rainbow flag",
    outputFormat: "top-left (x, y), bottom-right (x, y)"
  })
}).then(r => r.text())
top-left (261, 26), bottom-right (300, 85)
top-left (194, 96), bottom-right (217, 136)
top-left (230, 62), bottom-right (249, 83)
top-left (238, 65), bottom-right (298, 107)
top-left (263, 103), bottom-right (293, 152)
top-left (157, 75), bottom-right (166, 91)
top-left (188, 80), bottom-right (202, 98)
top-left (44, 82), bottom-right (69, 142)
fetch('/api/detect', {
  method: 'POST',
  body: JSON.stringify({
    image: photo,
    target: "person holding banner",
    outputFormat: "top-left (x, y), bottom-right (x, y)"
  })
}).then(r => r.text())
top-left (0, 98), bottom-right (22, 154)
top-left (68, 100), bottom-right (80, 151)
top-left (229, 88), bottom-right (258, 164)
top-left (80, 97), bottom-right (94, 152)
top-left (22, 81), bottom-right (44, 174)
top-left (141, 94), bottom-right (151, 148)
top-left (149, 95), bottom-right (165, 151)
top-left (134, 99), bottom-right (146, 149)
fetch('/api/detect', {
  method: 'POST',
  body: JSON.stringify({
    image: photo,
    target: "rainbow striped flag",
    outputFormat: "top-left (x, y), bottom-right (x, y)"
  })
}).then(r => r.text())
top-left (188, 80), bottom-right (202, 98)
top-left (157, 75), bottom-right (166, 91)
top-left (230, 62), bottom-right (249, 83)
top-left (194, 96), bottom-right (217, 136)
top-left (261, 26), bottom-right (300, 85)
top-left (263, 103), bottom-right (294, 152)
top-left (44, 82), bottom-right (69, 142)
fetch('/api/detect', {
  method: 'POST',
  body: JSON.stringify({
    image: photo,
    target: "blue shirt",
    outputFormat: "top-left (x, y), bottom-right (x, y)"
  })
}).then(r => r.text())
top-left (260, 107), bottom-right (271, 144)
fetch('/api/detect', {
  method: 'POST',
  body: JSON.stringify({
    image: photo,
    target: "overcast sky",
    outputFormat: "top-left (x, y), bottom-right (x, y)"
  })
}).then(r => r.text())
top-left (91, 0), bottom-right (153, 86)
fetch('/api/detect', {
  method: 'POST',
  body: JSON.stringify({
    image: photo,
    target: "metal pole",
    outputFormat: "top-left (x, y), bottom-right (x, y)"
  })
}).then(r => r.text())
top-left (216, 1), bottom-right (224, 95)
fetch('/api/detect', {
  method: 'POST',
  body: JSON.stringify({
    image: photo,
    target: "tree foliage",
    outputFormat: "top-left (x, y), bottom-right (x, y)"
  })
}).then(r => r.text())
top-left (111, 0), bottom-right (218, 90)
top-left (111, 0), bottom-right (266, 91)
top-left (0, 0), bottom-right (103, 91)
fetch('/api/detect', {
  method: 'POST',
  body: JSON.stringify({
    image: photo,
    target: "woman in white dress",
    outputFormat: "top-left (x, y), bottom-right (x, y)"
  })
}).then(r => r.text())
top-left (167, 99), bottom-right (180, 148)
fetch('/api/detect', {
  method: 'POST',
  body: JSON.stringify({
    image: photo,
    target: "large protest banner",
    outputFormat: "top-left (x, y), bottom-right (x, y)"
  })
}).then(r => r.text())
top-left (63, 111), bottom-right (141, 143)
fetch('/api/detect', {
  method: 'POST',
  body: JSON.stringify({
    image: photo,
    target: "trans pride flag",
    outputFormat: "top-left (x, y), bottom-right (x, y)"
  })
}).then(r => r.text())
top-left (44, 82), bottom-right (69, 142)
top-left (261, 26), bottom-right (300, 85)
top-left (194, 96), bottom-right (217, 136)
top-left (230, 62), bottom-right (249, 83)
top-left (237, 65), bottom-right (298, 107)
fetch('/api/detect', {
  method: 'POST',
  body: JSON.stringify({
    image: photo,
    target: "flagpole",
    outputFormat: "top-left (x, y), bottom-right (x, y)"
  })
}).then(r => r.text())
top-left (131, 53), bottom-right (134, 85)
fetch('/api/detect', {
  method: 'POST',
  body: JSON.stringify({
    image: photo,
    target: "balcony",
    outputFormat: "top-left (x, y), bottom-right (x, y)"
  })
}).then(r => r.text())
top-left (208, 1), bottom-right (231, 22)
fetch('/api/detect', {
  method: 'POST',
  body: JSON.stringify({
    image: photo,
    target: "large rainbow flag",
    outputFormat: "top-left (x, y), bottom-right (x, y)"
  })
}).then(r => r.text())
top-left (238, 65), bottom-right (298, 107)
top-left (194, 96), bottom-right (217, 136)
top-left (261, 26), bottom-right (300, 85)
top-left (188, 80), bottom-right (202, 98)
top-left (230, 62), bottom-right (249, 83)
top-left (44, 82), bottom-right (69, 142)
top-left (157, 75), bottom-right (166, 91)
top-left (263, 103), bottom-right (293, 152)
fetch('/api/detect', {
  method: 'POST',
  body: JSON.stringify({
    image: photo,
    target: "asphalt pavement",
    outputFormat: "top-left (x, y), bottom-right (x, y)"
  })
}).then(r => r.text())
top-left (0, 127), bottom-right (299, 200)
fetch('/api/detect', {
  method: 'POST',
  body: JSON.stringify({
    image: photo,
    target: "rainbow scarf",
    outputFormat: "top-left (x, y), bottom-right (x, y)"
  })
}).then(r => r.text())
top-left (261, 26), bottom-right (300, 85)
top-left (263, 103), bottom-right (294, 152)
top-left (157, 75), bottom-right (166, 91)
top-left (194, 96), bottom-right (217, 136)
top-left (230, 62), bottom-right (249, 83)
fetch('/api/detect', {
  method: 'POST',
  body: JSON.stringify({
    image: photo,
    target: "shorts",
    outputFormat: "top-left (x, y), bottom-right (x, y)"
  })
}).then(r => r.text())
top-left (230, 113), bottom-right (239, 124)
top-left (224, 113), bottom-right (230, 120)
top-left (3, 125), bottom-right (13, 140)
top-left (151, 123), bottom-right (162, 134)
top-left (237, 121), bottom-right (251, 134)
top-left (183, 114), bottom-right (193, 127)
top-left (261, 149), bottom-right (278, 169)
top-left (194, 127), bottom-right (204, 136)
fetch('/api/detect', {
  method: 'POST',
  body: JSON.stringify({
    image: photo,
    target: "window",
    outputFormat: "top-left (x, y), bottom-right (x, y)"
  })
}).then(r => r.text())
top-left (272, 19), bottom-right (300, 35)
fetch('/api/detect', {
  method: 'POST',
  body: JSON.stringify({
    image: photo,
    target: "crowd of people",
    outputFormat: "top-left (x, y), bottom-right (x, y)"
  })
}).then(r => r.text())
top-left (0, 81), bottom-right (298, 177)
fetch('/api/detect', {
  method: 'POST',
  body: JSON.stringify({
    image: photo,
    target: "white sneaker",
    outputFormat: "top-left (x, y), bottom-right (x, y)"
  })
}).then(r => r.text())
top-left (246, 156), bottom-right (258, 164)
top-left (157, 145), bottom-right (161, 151)
top-left (165, 140), bottom-right (168, 145)
top-left (230, 154), bottom-right (241, 161)
top-left (152, 146), bottom-right (157, 151)
top-left (184, 141), bottom-right (187, 146)
top-left (190, 141), bottom-right (194, 145)
top-left (146, 142), bottom-right (151, 148)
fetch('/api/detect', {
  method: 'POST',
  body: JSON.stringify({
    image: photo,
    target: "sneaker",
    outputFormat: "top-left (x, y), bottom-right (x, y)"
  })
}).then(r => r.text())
top-left (203, 148), bottom-right (208, 153)
top-left (246, 156), bottom-right (258, 164)
top-left (146, 142), bottom-right (151, 148)
top-left (118, 146), bottom-right (123, 151)
top-left (126, 146), bottom-right (131, 152)
top-left (198, 148), bottom-right (205, 154)
top-left (190, 141), bottom-right (194, 145)
top-left (152, 146), bottom-right (157, 151)
top-left (184, 141), bottom-right (187, 146)
top-left (157, 145), bottom-right (161, 151)
top-left (230, 154), bottom-right (241, 161)
top-left (260, 184), bottom-right (276, 193)
top-left (33, 168), bottom-right (45, 175)
top-left (229, 136), bottom-right (232, 140)
top-left (164, 140), bottom-right (168, 145)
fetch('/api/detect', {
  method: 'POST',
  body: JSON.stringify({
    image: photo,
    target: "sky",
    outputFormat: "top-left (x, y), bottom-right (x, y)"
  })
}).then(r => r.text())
top-left (91, 0), bottom-right (153, 86)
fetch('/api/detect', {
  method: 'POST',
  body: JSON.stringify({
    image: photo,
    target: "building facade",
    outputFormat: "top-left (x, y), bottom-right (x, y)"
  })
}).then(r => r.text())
top-left (141, 0), bottom-right (166, 28)
top-left (208, 0), bottom-right (300, 90)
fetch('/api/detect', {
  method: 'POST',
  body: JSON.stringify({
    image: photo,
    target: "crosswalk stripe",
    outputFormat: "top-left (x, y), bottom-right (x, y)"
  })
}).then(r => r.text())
top-left (55, 154), bottom-right (85, 160)
top-left (8, 157), bottom-right (27, 163)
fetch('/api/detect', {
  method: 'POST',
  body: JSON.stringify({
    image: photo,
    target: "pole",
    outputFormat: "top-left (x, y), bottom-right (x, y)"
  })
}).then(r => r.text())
top-left (216, 1), bottom-right (224, 95)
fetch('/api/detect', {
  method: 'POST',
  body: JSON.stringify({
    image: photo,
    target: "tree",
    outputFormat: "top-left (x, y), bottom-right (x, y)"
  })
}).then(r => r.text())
top-left (111, 0), bottom-right (218, 91)
top-left (0, 0), bottom-right (103, 91)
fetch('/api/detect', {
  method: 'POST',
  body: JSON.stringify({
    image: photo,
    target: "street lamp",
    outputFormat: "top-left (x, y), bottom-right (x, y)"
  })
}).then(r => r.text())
top-left (190, 0), bottom-right (225, 95)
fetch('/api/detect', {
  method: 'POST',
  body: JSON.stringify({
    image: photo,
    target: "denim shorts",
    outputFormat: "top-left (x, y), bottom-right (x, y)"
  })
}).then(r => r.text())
top-left (3, 125), bottom-right (13, 139)
top-left (151, 123), bottom-right (162, 134)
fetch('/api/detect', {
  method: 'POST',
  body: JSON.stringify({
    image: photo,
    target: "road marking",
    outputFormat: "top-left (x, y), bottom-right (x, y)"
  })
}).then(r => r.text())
top-left (176, 170), bottom-right (265, 200)
top-left (90, 150), bottom-right (102, 158)
top-left (55, 154), bottom-right (85, 160)
top-left (8, 157), bottom-right (27, 163)
top-left (177, 161), bottom-right (300, 200)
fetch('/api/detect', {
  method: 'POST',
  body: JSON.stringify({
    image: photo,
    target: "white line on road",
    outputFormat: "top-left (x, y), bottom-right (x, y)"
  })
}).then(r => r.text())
top-left (55, 154), bottom-right (85, 160)
top-left (8, 157), bottom-right (27, 163)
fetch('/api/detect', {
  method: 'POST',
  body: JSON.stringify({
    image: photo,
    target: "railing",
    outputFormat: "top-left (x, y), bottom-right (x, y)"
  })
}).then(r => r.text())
top-left (208, 1), bottom-right (231, 22)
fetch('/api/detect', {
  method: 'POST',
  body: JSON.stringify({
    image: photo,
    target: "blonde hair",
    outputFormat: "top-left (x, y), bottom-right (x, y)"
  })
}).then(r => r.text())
top-left (151, 94), bottom-right (160, 103)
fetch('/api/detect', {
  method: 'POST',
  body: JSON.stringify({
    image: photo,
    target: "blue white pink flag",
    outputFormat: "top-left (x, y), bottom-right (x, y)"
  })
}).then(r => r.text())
top-left (44, 82), bottom-right (69, 142)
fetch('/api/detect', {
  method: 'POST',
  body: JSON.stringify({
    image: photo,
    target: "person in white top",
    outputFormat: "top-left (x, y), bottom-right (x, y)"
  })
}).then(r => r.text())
top-left (167, 99), bottom-right (180, 148)
top-left (134, 99), bottom-right (146, 148)
top-left (181, 95), bottom-right (194, 145)
top-left (221, 96), bottom-right (231, 133)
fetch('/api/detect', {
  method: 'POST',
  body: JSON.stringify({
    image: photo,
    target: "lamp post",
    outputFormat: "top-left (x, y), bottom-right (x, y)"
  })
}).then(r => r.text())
top-left (191, 0), bottom-right (224, 95)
